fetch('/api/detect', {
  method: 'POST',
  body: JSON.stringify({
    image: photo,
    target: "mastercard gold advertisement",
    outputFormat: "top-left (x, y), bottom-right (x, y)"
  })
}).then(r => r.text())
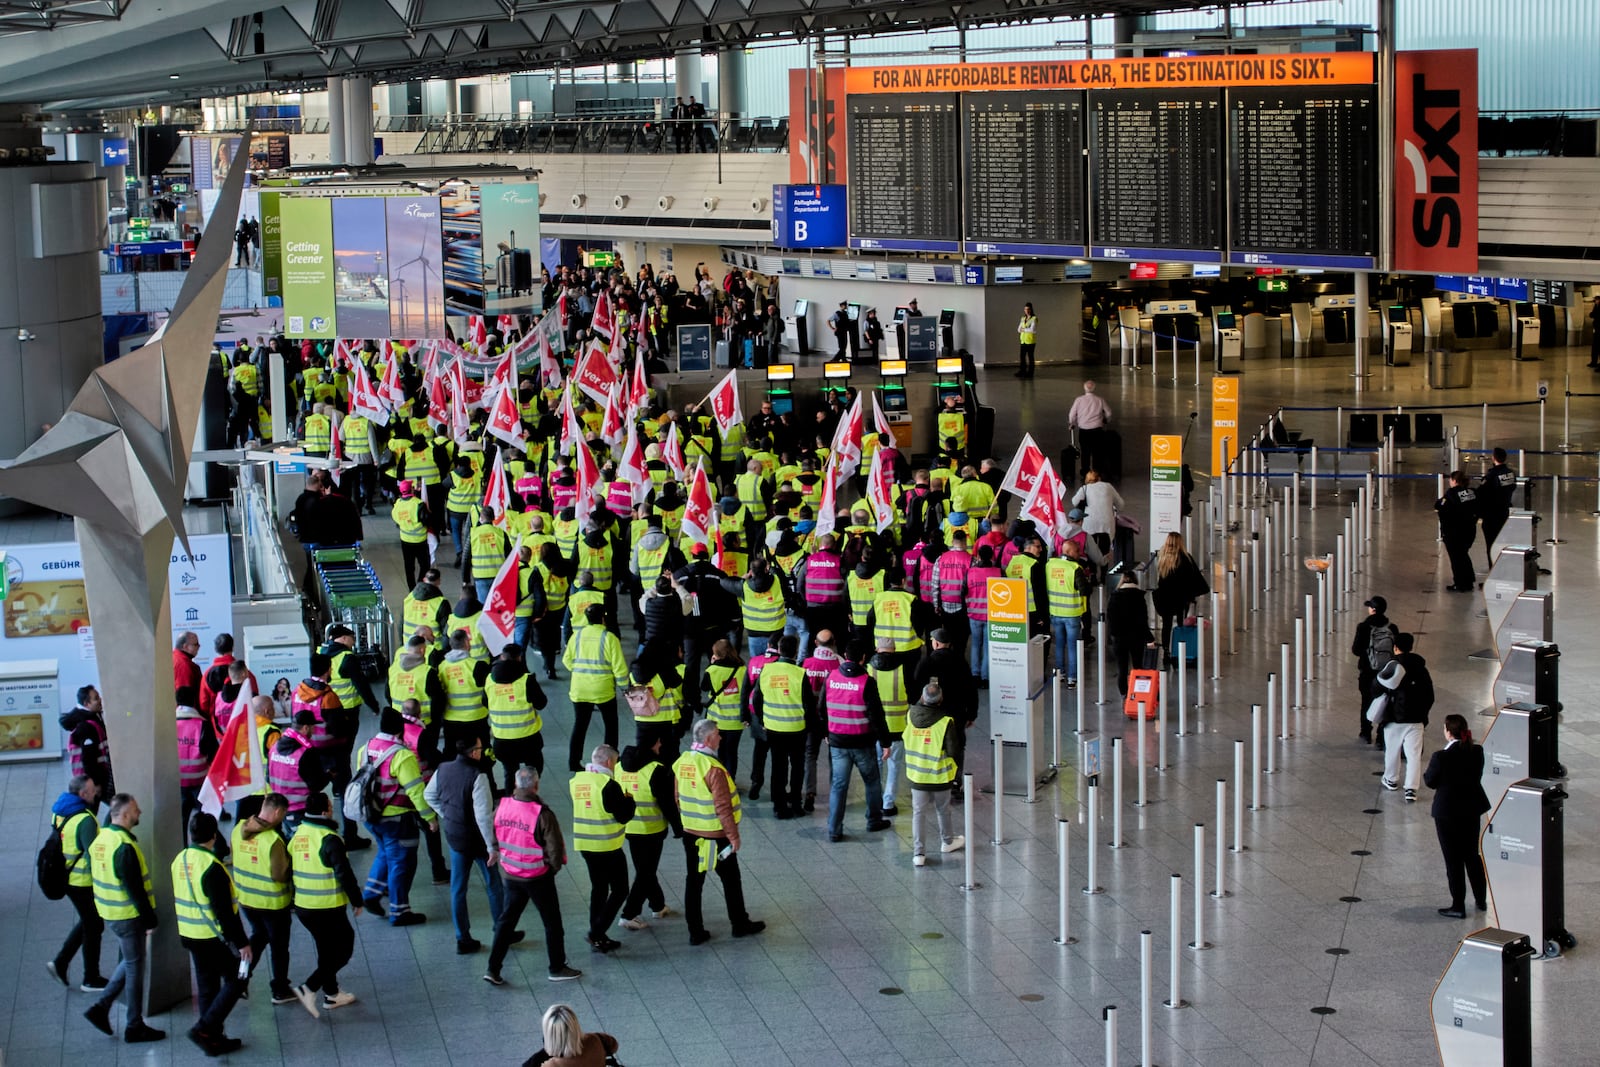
top-left (4, 580), bottom-right (91, 638)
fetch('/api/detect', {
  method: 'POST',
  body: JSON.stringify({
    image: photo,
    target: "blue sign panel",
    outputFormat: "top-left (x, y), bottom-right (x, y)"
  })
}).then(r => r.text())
top-left (1227, 250), bottom-right (1377, 270)
top-left (101, 139), bottom-right (130, 167)
top-left (676, 324), bottom-right (713, 373)
top-left (771, 184), bottom-right (848, 249)
top-left (1435, 275), bottom-right (1530, 301)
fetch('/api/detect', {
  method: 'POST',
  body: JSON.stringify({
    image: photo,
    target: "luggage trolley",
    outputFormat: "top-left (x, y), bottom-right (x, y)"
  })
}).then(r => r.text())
top-left (310, 545), bottom-right (394, 678)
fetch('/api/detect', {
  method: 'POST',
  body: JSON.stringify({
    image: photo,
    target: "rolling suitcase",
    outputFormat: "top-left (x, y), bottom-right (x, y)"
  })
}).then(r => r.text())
top-left (1124, 646), bottom-right (1162, 720)
top-left (497, 248), bottom-right (534, 295)
top-left (1170, 622), bottom-right (1200, 662)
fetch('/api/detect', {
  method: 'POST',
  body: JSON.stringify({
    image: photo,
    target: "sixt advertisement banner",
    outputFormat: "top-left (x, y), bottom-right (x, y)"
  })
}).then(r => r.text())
top-left (771, 184), bottom-right (848, 249)
top-left (1394, 50), bottom-right (1478, 275)
top-left (841, 54), bottom-right (1375, 94)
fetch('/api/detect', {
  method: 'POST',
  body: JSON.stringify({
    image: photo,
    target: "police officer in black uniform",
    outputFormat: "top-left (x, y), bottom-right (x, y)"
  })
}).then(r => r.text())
top-left (1476, 448), bottom-right (1517, 567)
top-left (1436, 471), bottom-right (1479, 593)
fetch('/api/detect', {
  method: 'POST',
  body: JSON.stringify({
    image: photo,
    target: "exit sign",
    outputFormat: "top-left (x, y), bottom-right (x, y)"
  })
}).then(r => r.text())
top-left (1259, 279), bottom-right (1289, 292)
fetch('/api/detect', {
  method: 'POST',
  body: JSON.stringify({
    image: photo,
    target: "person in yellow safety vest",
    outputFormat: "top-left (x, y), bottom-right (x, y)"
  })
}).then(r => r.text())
top-left (868, 571), bottom-right (928, 654)
top-left (572, 523), bottom-right (619, 603)
top-left (868, 636), bottom-right (911, 816)
top-left (513, 545), bottom-right (547, 651)
top-left (357, 707), bottom-right (439, 924)
top-left (628, 652), bottom-right (685, 738)
top-left (738, 558), bottom-right (789, 660)
top-left (936, 395), bottom-right (968, 454)
top-left (718, 533), bottom-right (748, 581)
top-left (301, 402), bottom-right (332, 457)
top-left (532, 542), bottom-right (571, 681)
top-left (392, 480), bottom-right (432, 589)
top-left (402, 567), bottom-right (451, 645)
top-left (388, 633), bottom-right (445, 729)
top-left (170, 811), bottom-right (252, 1055)
top-left (83, 793), bottom-right (162, 1042)
top-left (629, 515), bottom-right (678, 596)
top-left (673, 717), bottom-right (765, 943)
top-left (734, 460), bottom-right (772, 524)
top-left (569, 743), bottom-right (635, 953)
top-left (231, 791), bottom-right (296, 1005)
top-left (747, 441), bottom-right (778, 481)
top-left (438, 628), bottom-right (492, 756)
top-left (231, 354), bottom-right (260, 398)
top-left (48, 774), bottom-right (104, 990)
top-left (553, 508), bottom-right (582, 558)
top-left (949, 463), bottom-right (995, 517)
top-left (445, 460), bottom-right (481, 565)
top-left (1006, 535), bottom-right (1050, 634)
top-left (287, 790), bottom-right (369, 1014)
top-left (749, 634), bottom-right (817, 820)
top-left (616, 731), bottom-right (682, 931)
top-left (903, 681), bottom-right (964, 867)
top-left (300, 362), bottom-right (326, 409)
top-left (398, 435), bottom-right (449, 531)
top-left (525, 513), bottom-right (556, 558)
top-left (563, 603), bottom-right (630, 774)
top-left (444, 589), bottom-right (490, 666)
top-left (339, 412), bottom-right (376, 514)
top-left (487, 643), bottom-right (550, 789)
top-left (1045, 539), bottom-right (1090, 687)
top-left (717, 420), bottom-right (747, 481)
top-left (1017, 301), bottom-right (1038, 379)
top-left (465, 507), bottom-right (511, 604)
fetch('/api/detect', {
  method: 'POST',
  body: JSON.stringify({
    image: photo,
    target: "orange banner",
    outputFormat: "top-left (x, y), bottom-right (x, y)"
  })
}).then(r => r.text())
top-left (787, 68), bottom-right (848, 184)
top-left (842, 54), bottom-right (1373, 95)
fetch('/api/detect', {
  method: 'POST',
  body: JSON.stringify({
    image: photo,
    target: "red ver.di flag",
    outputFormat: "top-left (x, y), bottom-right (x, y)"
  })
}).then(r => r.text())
top-left (590, 287), bottom-right (614, 341)
top-left (682, 459), bottom-right (716, 542)
top-left (999, 433), bottom-right (1047, 499)
top-left (1019, 458), bottom-right (1066, 542)
top-left (705, 370), bottom-right (743, 433)
top-left (477, 537), bottom-right (523, 655)
top-left (573, 340), bottom-right (619, 405)
top-left (197, 679), bottom-right (263, 815)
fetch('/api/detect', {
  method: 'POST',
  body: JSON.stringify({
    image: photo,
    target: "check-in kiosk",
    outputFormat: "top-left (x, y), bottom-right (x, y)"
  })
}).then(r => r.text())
top-left (938, 309), bottom-right (958, 360)
top-left (1481, 702), bottom-right (1562, 811)
top-left (1385, 305), bottom-right (1414, 366)
top-left (821, 361), bottom-right (852, 409)
top-left (1431, 929), bottom-right (1535, 1067)
top-left (891, 306), bottom-right (910, 359)
top-left (1483, 546), bottom-right (1538, 634)
top-left (1419, 296), bottom-right (1445, 351)
top-left (844, 302), bottom-right (863, 359)
top-left (764, 362), bottom-right (795, 416)
top-left (1490, 512), bottom-right (1538, 560)
top-left (1493, 640), bottom-right (1560, 717)
top-left (787, 299), bottom-right (811, 357)
top-left (1483, 779), bottom-right (1576, 960)
top-left (1213, 310), bottom-right (1243, 369)
top-left (1440, 291), bottom-right (1509, 350)
top-left (877, 358), bottom-right (913, 451)
top-left (1294, 294), bottom-right (1361, 357)
top-left (1514, 311), bottom-right (1541, 361)
top-left (1144, 299), bottom-right (1202, 366)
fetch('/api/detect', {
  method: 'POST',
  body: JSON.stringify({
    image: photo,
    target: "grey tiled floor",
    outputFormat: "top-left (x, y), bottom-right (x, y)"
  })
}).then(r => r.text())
top-left (3, 343), bottom-right (1598, 1065)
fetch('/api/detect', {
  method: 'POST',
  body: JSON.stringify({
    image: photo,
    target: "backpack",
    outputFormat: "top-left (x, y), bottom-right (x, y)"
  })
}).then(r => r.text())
top-left (625, 685), bottom-right (660, 719)
top-left (1366, 625), bottom-right (1396, 672)
top-left (1400, 660), bottom-right (1435, 720)
top-left (343, 747), bottom-right (398, 825)
top-left (36, 826), bottom-right (70, 901)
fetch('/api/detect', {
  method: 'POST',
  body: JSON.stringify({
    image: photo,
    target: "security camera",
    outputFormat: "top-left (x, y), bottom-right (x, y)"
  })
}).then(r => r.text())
top-left (16, 329), bottom-right (34, 342)
top-left (570, 193), bottom-right (586, 208)
top-left (657, 195), bottom-right (674, 211)
top-left (612, 194), bottom-right (629, 210)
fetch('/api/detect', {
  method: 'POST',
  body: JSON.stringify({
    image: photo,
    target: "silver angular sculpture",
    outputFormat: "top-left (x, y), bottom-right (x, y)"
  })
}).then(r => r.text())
top-left (0, 139), bottom-right (250, 1008)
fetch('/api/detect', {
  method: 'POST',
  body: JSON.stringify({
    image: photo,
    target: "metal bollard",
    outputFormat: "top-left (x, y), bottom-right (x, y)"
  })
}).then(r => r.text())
top-left (1309, 446), bottom-right (1318, 511)
top-left (991, 736), bottom-right (1005, 845)
top-left (1077, 640), bottom-right (1087, 733)
top-left (1140, 930), bottom-right (1156, 1066)
top-left (1318, 572), bottom-right (1329, 656)
top-left (1195, 629), bottom-right (1206, 709)
top-left (1249, 539), bottom-right (1260, 614)
top-left (1212, 781), bottom-right (1229, 897)
top-left (1166, 874), bottom-right (1188, 1009)
top-left (1279, 643), bottom-right (1291, 712)
top-left (1104, 1006), bottom-right (1118, 1067)
top-left (1136, 696), bottom-right (1149, 808)
top-left (1052, 677), bottom-right (1062, 768)
top-left (1549, 475), bottom-right (1564, 544)
top-left (1363, 473), bottom-right (1373, 541)
top-left (1176, 643), bottom-right (1188, 735)
top-left (960, 774), bottom-right (979, 892)
top-left (1294, 617), bottom-right (1306, 711)
top-left (1097, 618), bottom-right (1108, 707)
top-left (1157, 667), bottom-right (1168, 772)
top-left (1084, 779), bottom-right (1104, 894)
top-left (1054, 819), bottom-right (1076, 945)
top-left (1210, 592), bottom-right (1222, 679)
top-left (1110, 737), bottom-right (1125, 848)
top-left (1191, 825), bottom-right (1211, 950)
top-left (1231, 740), bottom-right (1246, 852)
top-left (1226, 570), bottom-right (1237, 655)
top-left (1263, 510), bottom-right (1274, 592)
top-left (1250, 705), bottom-right (1263, 811)
top-left (1264, 673), bottom-right (1276, 775)
top-left (1303, 594), bottom-right (1316, 682)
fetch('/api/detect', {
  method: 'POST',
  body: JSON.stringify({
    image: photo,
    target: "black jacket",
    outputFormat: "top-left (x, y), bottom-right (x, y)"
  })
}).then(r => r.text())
top-left (1106, 586), bottom-right (1153, 650)
top-left (1436, 485), bottom-right (1479, 541)
top-left (674, 560), bottom-right (739, 634)
top-left (912, 647), bottom-right (977, 726)
top-left (489, 659), bottom-right (549, 709)
top-left (618, 745), bottom-right (683, 836)
top-left (1351, 613), bottom-right (1399, 679)
top-left (1377, 651), bottom-right (1433, 725)
top-left (60, 706), bottom-right (113, 791)
top-left (300, 815), bottom-right (363, 904)
top-left (1423, 740), bottom-right (1491, 822)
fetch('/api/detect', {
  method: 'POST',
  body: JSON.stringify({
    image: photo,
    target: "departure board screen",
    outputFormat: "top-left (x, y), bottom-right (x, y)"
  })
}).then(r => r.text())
top-left (1228, 86), bottom-right (1379, 267)
top-left (963, 91), bottom-right (1086, 256)
top-left (847, 94), bottom-right (962, 252)
top-left (1089, 88), bottom-right (1224, 261)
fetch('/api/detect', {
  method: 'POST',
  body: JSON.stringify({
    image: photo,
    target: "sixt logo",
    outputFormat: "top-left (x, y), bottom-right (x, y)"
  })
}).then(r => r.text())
top-left (1401, 72), bottom-right (1464, 251)
top-left (404, 203), bottom-right (438, 219)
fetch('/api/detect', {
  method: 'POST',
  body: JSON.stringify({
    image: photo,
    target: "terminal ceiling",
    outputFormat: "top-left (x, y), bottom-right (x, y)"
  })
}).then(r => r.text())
top-left (0, 0), bottom-right (1287, 110)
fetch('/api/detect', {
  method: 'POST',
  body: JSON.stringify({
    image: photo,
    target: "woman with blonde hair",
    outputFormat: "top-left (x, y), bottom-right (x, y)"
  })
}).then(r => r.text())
top-left (1070, 469), bottom-right (1122, 561)
top-left (524, 1003), bottom-right (620, 1067)
top-left (1151, 531), bottom-right (1207, 667)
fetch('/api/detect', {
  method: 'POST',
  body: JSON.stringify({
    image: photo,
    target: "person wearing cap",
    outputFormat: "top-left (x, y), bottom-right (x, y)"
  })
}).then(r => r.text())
top-left (171, 812), bottom-right (251, 1056)
top-left (904, 683), bottom-right (965, 867)
top-left (391, 480), bottom-right (432, 589)
top-left (829, 301), bottom-right (850, 359)
top-left (1353, 596), bottom-right (1400, 745)
top-left (912, 627), bottom-right (978, 802)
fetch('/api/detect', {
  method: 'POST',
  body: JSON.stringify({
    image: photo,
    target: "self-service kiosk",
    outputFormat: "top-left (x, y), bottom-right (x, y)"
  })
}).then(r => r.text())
top-left (1493, 641), bottom-right (1560, 717)
top-left (1481, 702), bottom-right (1562, 811)
top-left (1213, 310), bottom-right (1243, 369)
top-left (1483, 546), bottom-right (1539, 634)
top-left (938, 309), bottom-right (958, 360)
top-left (1295, 294), bottom-right (1361, 357)
top-left (788, 299), bottom-right (811, 357)
top-left (1491, 512), bottom-right (1539, 561)
top-left (1385, 305), bottom-right (1413, 366)
top-left (765, 362), bottom-right (795, 416)
top-left (877, 358), bottom-right (913, 451)
top-left (891, 306), bottom-right (910, 359)
top-left (1144, 299), bottom-right (1202, 366)
top-left (821, 361), bottom-right (852, 410)
top-left (1118, 307), bottom-right (1143, 366)
top-left (845, 302), bottom-right (863, 359)
top-left (1431, 929), bottom-right (1535, 1067)
top-left (1483, 779), bottom-right (1576, 959)
top-left (1514, 311), bottom-right (1541, 360)
top-left (1439, 291), bottom-right (1509, 350)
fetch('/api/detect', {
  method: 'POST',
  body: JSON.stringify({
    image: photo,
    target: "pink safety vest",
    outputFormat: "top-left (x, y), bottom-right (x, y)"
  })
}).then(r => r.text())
top-left (176, 716), bottom-right (207, 789)
top-left (291, 690), bottom-right (332, 748)
top-left (266, 729), bottom-right (313, 812)
top-left (606, 481), bottom-right (633, 517)
top-left (493, 796), bottom-right (549, 879)
top-left (401, 718), bottom-right (424, 754)
top-left (551, 480), bottom-right (577, 511)
top-left (801, 651), bottom-right (839, 696)
top-left (965, 566), bottom-right (1002, 621)
top-left (363, 735), bottom-right (408, 812)
top-left (937, 551), bottom-right (973, 613)
top-left (69, 716), bottom-right (107, 780)
top-left (744, 653), bottom-right (776, 714)
top-left (824, 669), bottom-right (872, 736)
top-left (804, 551), bottom-right (845, 605)
top-left (515, 474), bottom-right (543, 503)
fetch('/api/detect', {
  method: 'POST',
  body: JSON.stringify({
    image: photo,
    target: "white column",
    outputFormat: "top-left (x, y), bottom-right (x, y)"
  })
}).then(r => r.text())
top-left (344, 76), bottom-right (374, 166)
top-left (718, 47), bottom-right (745, 118)
top-left (674, 50), bottom-right (702, 104)
top-left (325, 75), bottom-right (346, 165)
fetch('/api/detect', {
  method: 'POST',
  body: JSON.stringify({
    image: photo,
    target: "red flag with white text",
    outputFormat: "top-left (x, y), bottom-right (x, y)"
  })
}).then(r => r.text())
top-left (998, 433), bottom-right (1047, 499)
top-left (682, 459), bottom-right (716, 543)
top-left (591, 287), bottom-right (614, 341)
top-left (663, 421), bottom-right (687, 481)
top-left (476, 536), bottom-right (523, 656)
top-left (573, 339), bottom-right (619, 406)
top-left (574, 436), bottom-right (602, 527)
top-left (706, 370), bottom-right (743, 433)
top-left (866, 446), bottom-right (895, 533)
top-left (600, 386), bottom-right (626, 448)
top-left (1019, 458), bottom-right (1066, 541)
top-left (486, 380), bottom-right (526, 448)
top-left (198, 679), bottom-right (263, 815)
top-left (814, 457), bottom-right (838, 541)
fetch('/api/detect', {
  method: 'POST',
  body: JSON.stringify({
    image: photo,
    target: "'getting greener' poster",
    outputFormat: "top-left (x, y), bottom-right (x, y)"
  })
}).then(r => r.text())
top-left (279, 197), bottom-right (336, 338)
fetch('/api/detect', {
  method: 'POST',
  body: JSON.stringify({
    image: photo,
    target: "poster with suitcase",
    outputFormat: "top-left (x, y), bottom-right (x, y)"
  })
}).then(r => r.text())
top-left (480, 180), bottom-right (542, 315)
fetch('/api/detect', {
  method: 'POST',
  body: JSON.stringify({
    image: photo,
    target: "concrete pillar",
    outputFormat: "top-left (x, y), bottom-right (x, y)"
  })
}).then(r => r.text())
top-left (326, 75), bottom-right (346, 165)
top-left (444, 78), bottom-right (459, 116)
top-left (718, 47), bottom-right (745, 118)
top-left (344, 76), bottom-right (373, 166)
top-left (674, 50), bottom-right (702, 106)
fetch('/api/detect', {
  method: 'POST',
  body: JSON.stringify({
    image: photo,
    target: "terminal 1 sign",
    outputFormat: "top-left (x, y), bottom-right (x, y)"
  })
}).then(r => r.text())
top-left (771, 184), bottom-right (848, 249)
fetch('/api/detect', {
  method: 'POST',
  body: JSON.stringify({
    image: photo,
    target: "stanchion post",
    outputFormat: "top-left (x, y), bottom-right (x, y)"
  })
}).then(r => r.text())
top-left (1097, 617), bottom-right (1108, 707)
top-left (1104, 1006), bottom-right (1118, 1067)
top-left (1294, 616), bottom-right (1306, 711)
top-left (1157, 666), bottom-right (1169, 772)
top-left (1176, 643), bottom-right (1188, 735)
top-left (1191, 825), bottom-right (1210, 950)
top-left (1319, 572), bottom-right (1329, 656)
top-left (1195, 628), bottom-right (1206, 709)
top-left (1304, 594), bottom-right (1316, 682)
top-left (1226, 570), bottom-right (1237, 655)
top-left (959, 774), bottom-right (979, 892)
top-left (1249, 704), bottom-right (1263, 811)
top-left (1212, 781), bottom-right (1229, 897)
top-left (1110, 737), bottom-right (1125, 848)
top-left (1140, 931), bottom-right (1155, 1066)
top-left (1231, 740), bottom-right (1246, 852)
top-left (991, 736), bottom-right (1005, 846)
top-left (1084, 779), bottom-right (1104, 893)
top-left (1210, 593), bottom-right (1222, 680)
top-left (1279, 643), bottom-right (1291, 713)
top-left (1136, 696), bottom-right (1149, 808)
top-left (1549, 475), bottom-right (1564, 544)
top-left (1308, 448), bottom-right (1317, 510)
top-left (1264, 673), bottom-right (1276, 775)
top-left (1054, 819), bottom-right (1076, 946)
top-left (1052, 677), bottom-right (1062, 768)
top-left (1293, 472), bottom-right (1302, 538)
top-left (1166, 875), bottom-right (1188, 1009)
top-left (1076, 642), bottom-right (1087, 734)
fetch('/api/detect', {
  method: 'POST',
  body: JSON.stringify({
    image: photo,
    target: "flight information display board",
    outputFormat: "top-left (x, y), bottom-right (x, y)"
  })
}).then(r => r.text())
top-left (1089, 88), bottom-right (1224, 262)
top-left (1228, 85), bottom-right (1379, 268)
top-left (847, 94), bottom-right (962, 252)
top-left (962, 90), bottom-right (1087, 256)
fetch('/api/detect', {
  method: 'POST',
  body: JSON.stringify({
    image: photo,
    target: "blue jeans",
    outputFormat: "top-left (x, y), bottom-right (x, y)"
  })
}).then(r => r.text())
top-left (1051, 615), bottom-right (1083, 678)
top-left (94, 918), bottom-right (147, 1026)
top-left (449, 513), bottom-right (468, 557)
top-left (880, 739), bottom-right (903, 808)
top-left (784, 612), bottom-right (809, 661)
top-left (474, 578), bottom-right (493, 603)
top-left (828, 744), bottom-right (884, 837)
top-left (968, 618), bottom-right (988, 680)
top-left (364, 816), bottom-right (420, 918)
top-left (449, 848), bottom-right (505, 942)
top-left (747, 634), bottom-right (779, 660)
top-left (513, 615), bottom-right (532, 649)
